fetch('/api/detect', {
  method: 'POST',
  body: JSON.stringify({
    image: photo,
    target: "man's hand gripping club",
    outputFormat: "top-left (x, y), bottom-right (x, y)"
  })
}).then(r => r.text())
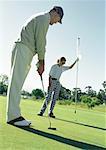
top-left (36, 60), bottom-right (45, 76)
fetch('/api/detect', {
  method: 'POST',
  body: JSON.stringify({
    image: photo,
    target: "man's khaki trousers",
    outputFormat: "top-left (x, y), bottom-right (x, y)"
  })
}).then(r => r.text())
top-left (6, 43), bottom-right (34, 122)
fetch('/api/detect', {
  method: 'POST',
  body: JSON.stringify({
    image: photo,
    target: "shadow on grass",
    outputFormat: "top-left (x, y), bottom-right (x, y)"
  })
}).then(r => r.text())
top-left (55, 117), bottom-right (106, 131)
top-left (16, 126), bottom-right (105, 150)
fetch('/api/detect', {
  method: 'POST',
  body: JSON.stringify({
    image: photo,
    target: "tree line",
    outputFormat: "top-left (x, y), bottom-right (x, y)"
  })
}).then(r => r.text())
top-left (0, 74), bottom-right (106, 109)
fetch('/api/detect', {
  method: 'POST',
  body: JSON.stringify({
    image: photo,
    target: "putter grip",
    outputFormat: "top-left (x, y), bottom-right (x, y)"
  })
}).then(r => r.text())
top-left (40, 75), bottom-right (43, 81)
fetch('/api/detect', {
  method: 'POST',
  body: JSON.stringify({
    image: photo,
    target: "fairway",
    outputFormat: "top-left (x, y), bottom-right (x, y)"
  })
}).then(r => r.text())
top-left (0, 96), bottom-right (106, 150)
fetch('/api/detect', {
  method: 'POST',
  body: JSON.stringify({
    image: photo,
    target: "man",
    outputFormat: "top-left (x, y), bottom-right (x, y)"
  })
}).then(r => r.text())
top-left (38, 57), bottom-right (79, 118)
top-left (6, 6), bottom-right (64, 127)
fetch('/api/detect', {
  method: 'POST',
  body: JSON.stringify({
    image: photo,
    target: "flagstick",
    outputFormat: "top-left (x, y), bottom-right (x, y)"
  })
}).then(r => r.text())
top-left (75, 37), bottom-right (80, 114)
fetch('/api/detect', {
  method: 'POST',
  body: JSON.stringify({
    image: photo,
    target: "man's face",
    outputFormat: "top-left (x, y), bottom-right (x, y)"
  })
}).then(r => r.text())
top-left (50, 12), bottom-right (61, 25)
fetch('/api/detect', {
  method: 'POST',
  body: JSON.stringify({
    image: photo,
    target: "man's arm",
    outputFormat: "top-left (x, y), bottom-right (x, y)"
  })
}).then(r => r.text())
top-left (35, 16), bottom-right (49, 75)
top-left (35, 16), bottom-right (49, 60)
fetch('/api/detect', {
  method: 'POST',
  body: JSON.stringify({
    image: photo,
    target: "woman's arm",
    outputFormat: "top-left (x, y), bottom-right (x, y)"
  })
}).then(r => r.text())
top-left (69, 58), bottom-right (79, 69)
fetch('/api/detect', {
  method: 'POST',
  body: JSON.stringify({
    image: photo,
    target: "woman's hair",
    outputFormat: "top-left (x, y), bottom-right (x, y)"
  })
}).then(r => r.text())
top-left (57, 57), bottom-right (66, 63)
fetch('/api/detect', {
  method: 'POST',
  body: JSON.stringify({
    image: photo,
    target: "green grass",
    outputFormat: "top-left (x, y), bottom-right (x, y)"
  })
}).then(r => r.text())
top-left (0, 96), bottom-right (106, 150)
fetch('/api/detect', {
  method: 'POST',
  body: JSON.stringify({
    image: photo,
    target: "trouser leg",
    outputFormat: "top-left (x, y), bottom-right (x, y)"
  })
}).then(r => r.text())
top-left (40, 80), bottom-right (55, 114)
top-left (6, 43), bottom-right (33, 122)
top-left (49, 81), bottom-right (61, 114)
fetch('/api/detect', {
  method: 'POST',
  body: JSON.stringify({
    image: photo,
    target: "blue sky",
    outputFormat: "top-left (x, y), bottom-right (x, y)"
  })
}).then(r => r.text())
top-left (0, 0), bottom-right (105, 92)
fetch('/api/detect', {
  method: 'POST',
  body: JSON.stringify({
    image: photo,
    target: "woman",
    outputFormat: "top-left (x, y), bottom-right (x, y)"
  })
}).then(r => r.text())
top-left (38, 57), bottom-right (79, 118)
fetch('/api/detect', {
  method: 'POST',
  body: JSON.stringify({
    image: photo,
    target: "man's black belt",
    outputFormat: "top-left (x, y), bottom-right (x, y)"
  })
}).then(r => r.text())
top-left (51, 78), bottom-right (57, 80)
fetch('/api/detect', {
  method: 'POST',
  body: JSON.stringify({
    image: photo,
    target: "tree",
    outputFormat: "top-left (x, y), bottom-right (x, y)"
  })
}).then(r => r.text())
top-left (99, 81), bottom-right (106, 104)
top-left (71, 88), bottom-right (81, 102)
top-left (102, 81), bottom-right (106, 90)
top-left (97, 89), bottom-right (105, 104)
top-left (81, 95), bottom-right (101, 109)
top-left (31, 89), bottom-right (44, 99)
top-left (59, 86), bottom-right (71, 100)
top-left (0, 74), bottom-right (8, 95)
top-left (85, 86), bottom-right (96, 97)
top-left (21, 90), bottom-right (31, 99)
top-left (0, 74), bottom-right (8, 85)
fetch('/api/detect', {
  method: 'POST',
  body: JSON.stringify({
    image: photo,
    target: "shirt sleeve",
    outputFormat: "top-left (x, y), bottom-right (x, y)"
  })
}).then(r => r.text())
top-left (35, 16), bottom-right (49, 60)
top-left (62, 66), bottom-right (70, 72)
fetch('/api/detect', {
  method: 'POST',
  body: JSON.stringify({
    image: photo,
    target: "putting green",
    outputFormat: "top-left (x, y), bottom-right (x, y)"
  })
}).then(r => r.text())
top-left (0, 96), bottom-right (106, 150)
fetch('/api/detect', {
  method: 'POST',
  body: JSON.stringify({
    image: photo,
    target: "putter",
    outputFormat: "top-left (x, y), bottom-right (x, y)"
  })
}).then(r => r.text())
top-left (40, 75), bottom-right (56, 130)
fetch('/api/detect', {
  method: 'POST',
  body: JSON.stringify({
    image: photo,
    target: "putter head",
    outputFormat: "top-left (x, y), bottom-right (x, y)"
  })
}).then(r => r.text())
top-left (48, 127), bottom-right (56, 130)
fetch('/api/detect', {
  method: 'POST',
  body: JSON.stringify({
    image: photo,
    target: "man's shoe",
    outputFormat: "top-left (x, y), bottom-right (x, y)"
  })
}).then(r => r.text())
top-left (49, 113), bottom-right (55, 118)
top-left (37, 113), bottom-right (43, 116)
top-left (14, 120), bottom-right (31, 126)
top-left (7, 116), bottom-right (31, 127)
